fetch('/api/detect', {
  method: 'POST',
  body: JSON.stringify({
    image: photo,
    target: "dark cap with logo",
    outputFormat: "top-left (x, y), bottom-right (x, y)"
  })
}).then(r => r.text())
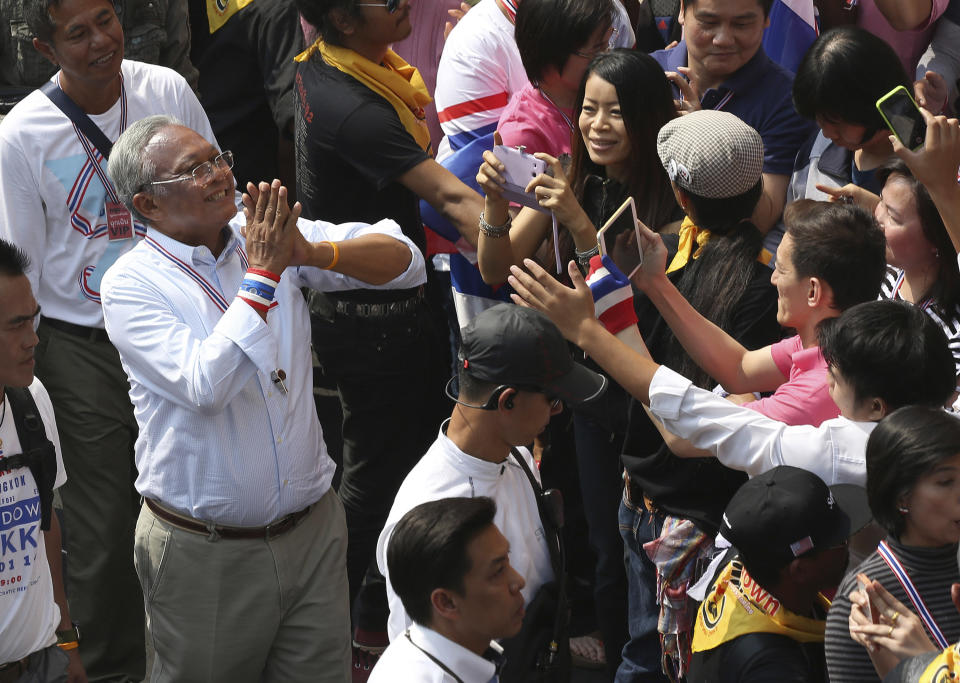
top-left (721, 466), bottom-right (872, 569)
top-left (457, 303), bottom-right (607, 406)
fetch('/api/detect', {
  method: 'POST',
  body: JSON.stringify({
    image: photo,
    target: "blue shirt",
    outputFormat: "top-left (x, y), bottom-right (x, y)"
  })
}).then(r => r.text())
top-left (651, 42), bottom-right (814, 176)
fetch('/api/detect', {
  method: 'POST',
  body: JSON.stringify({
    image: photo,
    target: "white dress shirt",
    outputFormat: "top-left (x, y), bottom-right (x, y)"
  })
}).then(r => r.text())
top-left (101, 212), bottom-right (424, 526)
top-left (648, 366), bottom-right (876, 487)
top-left (377, 422), bottom-right (554, 642)
top-left (370, 622), bottom-right (502, 683)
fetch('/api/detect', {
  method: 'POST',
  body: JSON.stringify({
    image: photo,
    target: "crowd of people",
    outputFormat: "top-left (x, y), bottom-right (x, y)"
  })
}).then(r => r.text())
top-left (2, 0), bottom-right (960, 682)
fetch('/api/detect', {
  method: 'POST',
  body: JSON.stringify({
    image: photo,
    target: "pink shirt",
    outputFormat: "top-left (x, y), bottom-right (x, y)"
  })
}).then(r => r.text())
top-left (497, 83), bottom-right (574, 157)
top-left (742, 335), bottom-right (840, 427)
top-left (857, 0), bottom-right (949, 76)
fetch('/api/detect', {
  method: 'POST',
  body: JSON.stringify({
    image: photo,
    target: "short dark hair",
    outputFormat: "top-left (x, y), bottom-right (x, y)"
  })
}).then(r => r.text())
top-left (866, 406), bottom-right (960, 538)
top-left (295, 0), bottom-right (362, 45)
top-left (783, 200), bottom-right (887, 311)
top-left (876, 160), bottom-right (960, 316)
top-left (387, 497), bottom-right (498, 627)
top-left (0, 238), bottom-right (31, 278)
top-left (456, 367), bottom-right (500, 404)
top-left (682, 0), bottom-right (774, 17)
top-left (818, 300), bottom-right (955, 412)
top-left (514, 0), bottom-right (613, 83)
top-left (794, 27), bottom-right (910, 133)
top-left (23, 0), bottom-right (65, 43)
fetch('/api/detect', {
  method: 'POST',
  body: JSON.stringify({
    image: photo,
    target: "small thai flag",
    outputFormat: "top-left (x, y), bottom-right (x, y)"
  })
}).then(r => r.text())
top-left (762, 0), bottom-right (819, 74)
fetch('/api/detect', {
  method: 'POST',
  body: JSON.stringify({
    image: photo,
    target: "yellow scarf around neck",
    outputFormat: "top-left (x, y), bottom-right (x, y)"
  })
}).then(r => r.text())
top-left (692, 560), bottom-right (829, 654)
top-left (205, 0), bottom-right (253, 33)
top-left (665, 217), bottom-right (772, 274)
top-left (295, 39), bottom-right (433, 153)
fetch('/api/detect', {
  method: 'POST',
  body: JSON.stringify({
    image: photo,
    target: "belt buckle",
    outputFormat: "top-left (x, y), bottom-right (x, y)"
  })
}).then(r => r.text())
top-left (264, 514), bottom-right (291, 540)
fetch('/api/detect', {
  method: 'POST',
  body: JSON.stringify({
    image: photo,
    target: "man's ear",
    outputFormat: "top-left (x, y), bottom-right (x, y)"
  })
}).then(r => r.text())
top-left (498, 387), bottom-right (517, 411)
top-left (678, 0), bottom-right (686, 25)
top-left (861, 396), bottom-right (888, 422)
top-left (430, 587), bottom-right (460, 621)
top-left (32, 37), bottom-right (58, 67)
top-left (808, 278), bottom-right (833, 310)
top-left (329, 7), bottom-right (358, 37)
top-left (132, 192), bottom-right (160, 224)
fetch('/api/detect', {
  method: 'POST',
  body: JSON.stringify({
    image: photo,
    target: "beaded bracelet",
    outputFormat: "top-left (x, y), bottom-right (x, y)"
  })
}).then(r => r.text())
top-left (479, 211), bottom-right (511, 238)
top-left (575, 243), bottom-right (599, 266)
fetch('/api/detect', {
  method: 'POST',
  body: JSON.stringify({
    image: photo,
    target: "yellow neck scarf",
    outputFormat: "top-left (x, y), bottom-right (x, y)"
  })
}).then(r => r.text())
top-left (692, 560), bottom-right (829, 654)
top-left (295, 39), bottom-right (433, 153)
top-left (665, 217), bottom-right (772, 274)
top-left (920, 643), bottom-right (960, 681)
top-left (205, 0), bottom-right (253, 33)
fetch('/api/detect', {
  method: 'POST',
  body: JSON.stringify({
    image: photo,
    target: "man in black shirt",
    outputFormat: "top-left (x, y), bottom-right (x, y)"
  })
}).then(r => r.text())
top-left (292, 0), bottom-right (485, 666)
top-left (688, 466), bottom-right (868, 683)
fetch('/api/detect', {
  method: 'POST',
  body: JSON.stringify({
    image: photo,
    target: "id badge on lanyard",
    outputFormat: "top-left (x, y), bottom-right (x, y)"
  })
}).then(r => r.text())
top-left (106, 201), bottom-right (134, 241)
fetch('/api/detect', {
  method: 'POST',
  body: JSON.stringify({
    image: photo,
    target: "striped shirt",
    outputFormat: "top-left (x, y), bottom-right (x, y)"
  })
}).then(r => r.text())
top-left (879, 265), bottom-right (960, 377)
top-left (824, 538), bottom-right (960, 682)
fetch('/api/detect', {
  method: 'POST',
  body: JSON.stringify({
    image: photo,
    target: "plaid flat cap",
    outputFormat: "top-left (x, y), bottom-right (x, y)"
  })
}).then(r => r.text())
top-left (656, 110), bottom-right (764, 199)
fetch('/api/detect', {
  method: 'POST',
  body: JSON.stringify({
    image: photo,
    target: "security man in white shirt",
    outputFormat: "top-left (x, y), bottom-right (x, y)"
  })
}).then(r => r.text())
top-left (371, 497), bottom-right (521, 683)
top-left (100, 114), bottom-right (426, 683)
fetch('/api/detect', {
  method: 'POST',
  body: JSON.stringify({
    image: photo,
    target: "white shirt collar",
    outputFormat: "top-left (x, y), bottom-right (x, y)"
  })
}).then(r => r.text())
top-left (407, 623), bottom-right (502, 683)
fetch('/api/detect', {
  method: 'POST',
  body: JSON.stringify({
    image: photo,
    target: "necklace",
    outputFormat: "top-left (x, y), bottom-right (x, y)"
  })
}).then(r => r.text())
top-left (0, 393), bottom-right (6, 451)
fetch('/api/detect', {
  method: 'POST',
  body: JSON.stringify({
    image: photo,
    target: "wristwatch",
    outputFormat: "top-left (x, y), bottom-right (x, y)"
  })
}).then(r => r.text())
top-left (56, 623), bottom-right (80, 646)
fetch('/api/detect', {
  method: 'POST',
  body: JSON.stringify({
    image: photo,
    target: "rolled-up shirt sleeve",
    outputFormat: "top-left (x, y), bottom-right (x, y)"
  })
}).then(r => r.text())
top-left (647, 365), bottom-right (856, 484)
top-left (291, 216), bottom-right (426, 291)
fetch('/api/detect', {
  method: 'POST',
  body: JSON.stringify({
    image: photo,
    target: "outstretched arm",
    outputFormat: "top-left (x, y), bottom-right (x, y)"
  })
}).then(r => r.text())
top-left (629, 222), bottom-right (785, 394)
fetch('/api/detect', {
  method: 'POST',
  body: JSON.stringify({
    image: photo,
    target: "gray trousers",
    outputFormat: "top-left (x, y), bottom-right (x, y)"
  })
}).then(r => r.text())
top-left (7, 645), bottom-right (68, 683)
top-left (34, 322), bottom-right (145, 682)
top-left (135, 487), bottom-right (352, 683)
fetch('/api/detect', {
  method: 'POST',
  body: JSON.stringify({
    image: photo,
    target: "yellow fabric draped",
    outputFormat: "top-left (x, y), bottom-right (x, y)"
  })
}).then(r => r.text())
top-left (665, 217), bottom-right (772, 274)
top-left (692, 561), bottom-right (830, 654)
top-left (205, 0), bottom-right (253, 34)
top-left (295, 39), bottom-right (433, 153)
top-left (920, 643), bottom-right (960, 681)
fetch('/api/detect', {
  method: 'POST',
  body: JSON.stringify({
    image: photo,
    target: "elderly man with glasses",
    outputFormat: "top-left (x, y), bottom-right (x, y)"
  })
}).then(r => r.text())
top-left (99, 114), bottom-right (426, 683)
top-left (374, 303), bottom-right (606, 680)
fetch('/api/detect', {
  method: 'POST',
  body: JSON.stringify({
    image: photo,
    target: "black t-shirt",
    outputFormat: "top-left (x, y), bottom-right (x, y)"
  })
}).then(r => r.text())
top-left (189, 0), bottom-right (301, 188)
top-left (688, 632), bottom-right (827, 683)
top-left (294, 54), bottom-right (429, 258)
top-left (623, 236), bottom-right (781, 536)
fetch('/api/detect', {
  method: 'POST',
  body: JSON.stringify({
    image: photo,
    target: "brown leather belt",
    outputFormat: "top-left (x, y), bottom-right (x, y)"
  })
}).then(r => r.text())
top-left (145, 498), bottom-right (311, 540)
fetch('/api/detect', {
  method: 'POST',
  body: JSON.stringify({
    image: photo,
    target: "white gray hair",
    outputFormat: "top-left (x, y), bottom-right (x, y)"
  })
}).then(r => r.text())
top-left (108, 114), bottom-right (183, 224)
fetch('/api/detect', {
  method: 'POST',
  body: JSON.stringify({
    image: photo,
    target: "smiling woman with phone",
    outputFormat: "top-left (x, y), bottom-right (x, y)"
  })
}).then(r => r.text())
top-left (475, 49), bottom-right (680, 286)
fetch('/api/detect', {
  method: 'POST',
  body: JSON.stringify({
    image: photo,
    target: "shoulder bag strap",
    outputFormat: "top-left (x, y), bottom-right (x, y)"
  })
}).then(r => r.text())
top-left (40, 79), bottom-right (114, 159)
top-left (6, 387), bottom-right (57, 531)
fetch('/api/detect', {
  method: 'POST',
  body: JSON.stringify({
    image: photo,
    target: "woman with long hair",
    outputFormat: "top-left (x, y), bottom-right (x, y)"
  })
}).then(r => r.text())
top-left (476, 48), bottom-right (680, 285)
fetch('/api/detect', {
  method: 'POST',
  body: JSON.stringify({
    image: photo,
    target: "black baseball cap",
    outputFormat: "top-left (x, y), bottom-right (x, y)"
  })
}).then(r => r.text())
top-left (454, 304), bottom-right (607, 406)
top-left (722, 466), bottom-right (873, 569)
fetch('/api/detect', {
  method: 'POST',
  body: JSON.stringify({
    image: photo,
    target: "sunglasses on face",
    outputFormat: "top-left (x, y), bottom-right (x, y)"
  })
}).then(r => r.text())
top-left (356, 0), bottom-right (408, 13)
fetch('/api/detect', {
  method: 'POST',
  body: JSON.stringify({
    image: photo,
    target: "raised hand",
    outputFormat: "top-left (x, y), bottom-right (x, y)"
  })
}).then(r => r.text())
top-left (241, 179), bottom-right (303, 275)
top-left (508, 258), bottom-right (598, 345)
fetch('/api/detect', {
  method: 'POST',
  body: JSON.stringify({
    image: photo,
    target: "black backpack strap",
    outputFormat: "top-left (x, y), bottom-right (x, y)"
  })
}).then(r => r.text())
top-left (6, 387), bottom-right (57, 531)
top-left (40, 80), bottom-right (114, 159)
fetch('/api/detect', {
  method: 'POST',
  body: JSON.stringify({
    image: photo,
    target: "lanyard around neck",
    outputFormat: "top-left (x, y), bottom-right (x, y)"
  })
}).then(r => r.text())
top-left (877, 540), bottom-right (949, 649)
top-left (405, 631), bottom-right (467, 683)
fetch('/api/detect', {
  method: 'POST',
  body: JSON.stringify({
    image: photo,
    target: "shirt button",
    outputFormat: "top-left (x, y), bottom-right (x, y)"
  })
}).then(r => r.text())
top-left (277, 437), bottom-right (283, 445)
top-left (268, 391), bottom-right (273, 397)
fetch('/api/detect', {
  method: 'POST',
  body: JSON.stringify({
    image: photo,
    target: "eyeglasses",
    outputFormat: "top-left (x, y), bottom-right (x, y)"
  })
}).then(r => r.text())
top-left (148, 151), bottom-right (235, 189)
top-left (573, 26), bottom-right (618, 59)
top-left (356, 0), bottom-right (408, 13)
top-left (445, 378), bottom-right (563, 411)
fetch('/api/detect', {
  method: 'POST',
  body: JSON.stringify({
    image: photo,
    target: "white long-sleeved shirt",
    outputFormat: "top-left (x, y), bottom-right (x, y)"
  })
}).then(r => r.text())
top-left (648, 365), bottom-right (876, 487)
top-left (0, 60), bottom-right (217, 327)
top-left (370, 622), bottom-right (502, 683)
top-left (376, 423), bottom-right (554, 642)
top-left (101, 212), bottom-right (425, 526)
